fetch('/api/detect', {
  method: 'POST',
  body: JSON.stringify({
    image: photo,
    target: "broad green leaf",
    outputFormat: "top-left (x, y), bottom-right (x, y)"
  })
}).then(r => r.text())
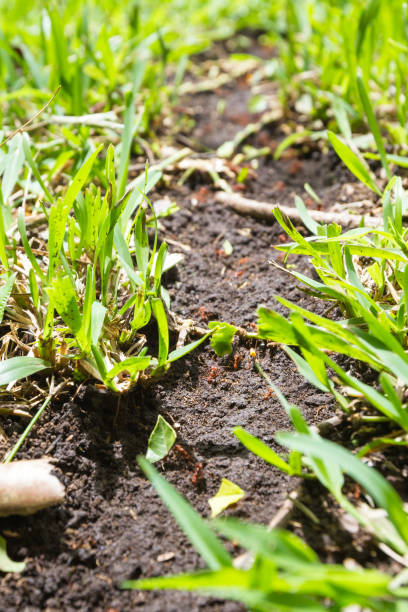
top-left (137, 457), bottom-right (232, 570)
top-left (47, 275), bottom-right (83, 340)
top-left (208, 322), bottom-right (237, 356)
top-left (257, 308), bottom-right (297, 344)
top-left (208, 478), bottom-right (245, 518)
top-left (0, 356), bottom-right (50, 386)
top-left (0, 536), bottom-right (25, 573)
top-left (63, 145), bottom-right (103, 211)
top-left (328, 131), bottom-right (381, 195)
top-left (146, 415), bottom-right (177, 463)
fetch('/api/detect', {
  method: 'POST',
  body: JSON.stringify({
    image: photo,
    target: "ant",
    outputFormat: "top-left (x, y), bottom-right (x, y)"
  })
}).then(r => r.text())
top-left (173, 445), bottom-right (205, 488)
top-left (232, 353), bottom-right (243, 370)
top-left (264, 388), bottom-right (274, 400)
top-left (207, 366), bottom-right (218, 383)
top-left (174, 444), bottom-right (193, 462)
top-left (192, 462), bottom-right (204, 487)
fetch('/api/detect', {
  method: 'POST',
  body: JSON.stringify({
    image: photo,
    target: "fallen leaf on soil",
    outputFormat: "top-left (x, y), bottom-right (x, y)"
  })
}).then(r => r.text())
top-left (146, 415), bottom-right (176, 463)
top-left (0, 535), bottom-right (25, 573)
top-left (208, 478), bottom-right (245, 518)
top-left (0, 458), bottom-right (65, 516)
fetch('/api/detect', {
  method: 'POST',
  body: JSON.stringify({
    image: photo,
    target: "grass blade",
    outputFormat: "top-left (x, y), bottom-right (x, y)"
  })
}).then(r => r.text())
top-left (137, 456), bottom-right (232, 570)
top-left (0, 357), bottom-right (50, 386)
top-left (328, 131), bottom-right (381, 195)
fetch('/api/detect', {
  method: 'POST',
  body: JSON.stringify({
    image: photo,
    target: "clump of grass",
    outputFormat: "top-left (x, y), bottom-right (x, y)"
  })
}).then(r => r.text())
top-left (0, 138), bottom-right (211, 399)
top-left (121, 454), bottom-right (408, 610)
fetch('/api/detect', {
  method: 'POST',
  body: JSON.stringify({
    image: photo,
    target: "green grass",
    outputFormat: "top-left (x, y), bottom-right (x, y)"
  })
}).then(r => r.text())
top-left (2, 0), bottom-right (408, 609)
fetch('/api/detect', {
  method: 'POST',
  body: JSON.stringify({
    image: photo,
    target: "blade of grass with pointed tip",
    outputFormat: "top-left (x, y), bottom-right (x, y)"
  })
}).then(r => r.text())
top-left (0, 357), bottom-right (49, 386)
top-left (213, 519), bottom-right (318, 566)
top-left (167, 331), bottom-right (213, 363)
top-left (18, 211), bottom-right (45, 281)
top-left (106, 356), bottom-right (150, 381)
top-left (328, 131), bottom-right (381, 195)
top-left (151, 298), bottom-right (169, 365)
top-left (357, 73), bottom-right (391, 180)
top-left (277, 432), bottom-right (408, 549)
top-left (233, 426), bottom-right (292, 474)
top-left (137, 456), bottom-right (231, 570)
top-left (0, 273), bottom-right (15, 324)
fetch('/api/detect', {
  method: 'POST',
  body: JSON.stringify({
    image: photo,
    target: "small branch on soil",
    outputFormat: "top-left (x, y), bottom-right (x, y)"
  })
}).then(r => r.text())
top-left (0, 458), bottom-right (65, 516)
top-left (215, 192), bottom-right (382, 228)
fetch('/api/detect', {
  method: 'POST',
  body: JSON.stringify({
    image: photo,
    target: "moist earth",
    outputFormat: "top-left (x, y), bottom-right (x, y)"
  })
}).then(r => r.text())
top-left (0, 41), bottom-right (391, 611)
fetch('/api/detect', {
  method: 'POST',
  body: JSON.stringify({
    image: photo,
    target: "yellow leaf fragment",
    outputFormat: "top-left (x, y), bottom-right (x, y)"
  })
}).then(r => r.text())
top-left (208, 478), bottom-right (244, 518)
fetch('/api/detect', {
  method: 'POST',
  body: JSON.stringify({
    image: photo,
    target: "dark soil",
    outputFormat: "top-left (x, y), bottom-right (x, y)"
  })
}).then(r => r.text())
top-left (0, 39), bottom-right (393, 611)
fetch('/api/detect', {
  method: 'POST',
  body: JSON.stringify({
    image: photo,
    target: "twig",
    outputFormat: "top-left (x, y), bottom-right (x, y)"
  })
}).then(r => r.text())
top-left (0, 86), bottom-right (61, 147)
top-left (215, 192), bottom-right (382, 228)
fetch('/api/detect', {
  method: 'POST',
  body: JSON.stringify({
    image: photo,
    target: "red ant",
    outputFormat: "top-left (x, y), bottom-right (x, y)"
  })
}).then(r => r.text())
top-left (192, 462), bottom-right (203, 487)
top-left (264, 388), bottom-right (274, 400)
top-left (232, 354), bottom-right (242, 370)
top-left (207, 366), bottom-right (218, 383)
top-left (174, 444), bottom-right (193, 462)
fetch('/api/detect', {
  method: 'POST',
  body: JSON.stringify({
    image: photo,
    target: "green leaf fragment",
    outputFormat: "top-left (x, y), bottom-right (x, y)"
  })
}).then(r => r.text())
top-left (209, 322), bottom-right (237, 356)
top-left (0, 536), bottom-right (25, 573)
top-left (146, 415), bottom-right (177, 463)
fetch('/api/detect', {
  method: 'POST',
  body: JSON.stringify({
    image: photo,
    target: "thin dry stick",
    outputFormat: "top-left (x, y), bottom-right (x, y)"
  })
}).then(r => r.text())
top-left (215, 191), bottom-right (382, 228)
top-left (0, 85), bottom-right (61, 147)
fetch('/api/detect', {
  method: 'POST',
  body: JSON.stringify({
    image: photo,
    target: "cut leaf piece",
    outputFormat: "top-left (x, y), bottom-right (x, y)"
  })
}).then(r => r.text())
top-left (0, 536), bottom-right (25, 573)
top-left (209, 478), bottom-right (244, 518)
top-left (209, 322), bottom-right (237, 356)
top-left (146, 415), bottom-right (177, 463)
